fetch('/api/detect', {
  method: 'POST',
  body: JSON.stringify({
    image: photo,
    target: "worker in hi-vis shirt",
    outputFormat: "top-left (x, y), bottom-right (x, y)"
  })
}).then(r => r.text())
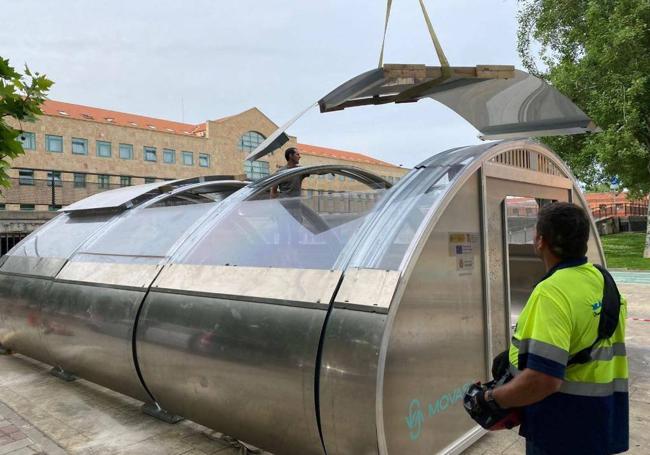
top-left (489, 202), bottom-right (629, 455)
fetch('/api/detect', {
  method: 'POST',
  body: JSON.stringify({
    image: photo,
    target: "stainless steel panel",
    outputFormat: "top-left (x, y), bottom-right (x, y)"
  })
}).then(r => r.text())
top-left (153, 264), bottom-right (339, 308)
top-left (0, 274), bottom-right (54, 363)
top-left (315, 65), bottom-right (598, 140)
top-left (333, 268), bottom-right (399, 312)
top-left (483, 161), bottom-right (572, 188)
top-left (41, 281), bottom-right (151, 402)
top-left (319, 308), bottom-right (387, 455)
top-left (380, 173), bottom-right (485, 454)
top-left (136, 291), bottom-right (326, 455)
top-left (485, 179), bottom-right (568, 355)
top-left (57, 262), bottom-right (161, 288)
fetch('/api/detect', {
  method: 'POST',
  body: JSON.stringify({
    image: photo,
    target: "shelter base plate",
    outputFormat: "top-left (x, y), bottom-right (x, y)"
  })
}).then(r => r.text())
top-left (142, 403), bottom-right (184, 424)
top-left (50, 366), bottom-right (77, 382)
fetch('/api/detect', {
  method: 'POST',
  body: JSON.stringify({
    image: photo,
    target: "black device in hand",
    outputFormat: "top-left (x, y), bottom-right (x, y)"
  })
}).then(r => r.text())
top-left (463, 350), bottom-right (522, 430)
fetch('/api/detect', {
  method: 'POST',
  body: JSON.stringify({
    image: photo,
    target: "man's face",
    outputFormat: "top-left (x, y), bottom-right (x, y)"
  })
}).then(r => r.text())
top-left (291, 151), bottom-right (301, 164)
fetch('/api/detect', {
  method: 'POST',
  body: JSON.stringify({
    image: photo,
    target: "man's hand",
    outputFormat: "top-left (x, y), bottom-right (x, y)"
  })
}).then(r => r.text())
top-left (492, 368), bottom-right (563, 409)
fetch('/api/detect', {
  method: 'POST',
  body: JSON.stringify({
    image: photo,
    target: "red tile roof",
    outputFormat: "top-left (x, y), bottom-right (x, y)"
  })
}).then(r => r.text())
top-left (297, 143), bottom-right (400, 168)
top-left (41, 100), bottom-right (206, 136)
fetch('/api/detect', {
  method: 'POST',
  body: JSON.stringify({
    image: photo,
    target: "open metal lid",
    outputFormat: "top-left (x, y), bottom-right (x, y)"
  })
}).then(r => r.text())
top-left (61, 175), bottom-right (241, 214)
top-left (246, 64), bottom-right (598, 161)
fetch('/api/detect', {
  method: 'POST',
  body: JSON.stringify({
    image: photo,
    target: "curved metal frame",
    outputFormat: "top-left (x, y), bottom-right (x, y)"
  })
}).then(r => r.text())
top-left (373, 139), bottom-right (604, 453)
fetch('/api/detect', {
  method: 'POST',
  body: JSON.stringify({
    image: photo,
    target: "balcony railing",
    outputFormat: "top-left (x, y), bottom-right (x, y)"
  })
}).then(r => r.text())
top-left (591, 203), bottom-right (648, 220)
top-left (0, 178), bottom-right (122, 207)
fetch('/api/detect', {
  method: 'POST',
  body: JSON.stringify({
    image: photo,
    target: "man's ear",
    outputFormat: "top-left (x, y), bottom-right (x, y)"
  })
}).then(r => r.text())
top-left (534, 234), bottom-right (544, 254)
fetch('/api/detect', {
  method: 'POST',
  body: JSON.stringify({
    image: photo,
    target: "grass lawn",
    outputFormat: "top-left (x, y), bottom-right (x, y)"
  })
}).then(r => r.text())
top-left (600, 232), bottom-right (650, 270)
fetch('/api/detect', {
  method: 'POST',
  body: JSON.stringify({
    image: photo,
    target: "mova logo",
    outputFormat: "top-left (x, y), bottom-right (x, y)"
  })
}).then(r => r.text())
top-left (405, 399), bottom-right (425, 441)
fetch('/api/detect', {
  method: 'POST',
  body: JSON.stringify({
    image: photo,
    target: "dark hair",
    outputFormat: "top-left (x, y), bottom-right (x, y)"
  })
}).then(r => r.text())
top-left (536, 202), bottom-right (590, 260)
top-left (284, 147), bottom-right (297, 161)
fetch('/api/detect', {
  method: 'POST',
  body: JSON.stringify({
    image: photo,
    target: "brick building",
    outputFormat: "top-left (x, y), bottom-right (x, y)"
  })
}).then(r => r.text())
top-left (1, 100), bottom-right (408, 212)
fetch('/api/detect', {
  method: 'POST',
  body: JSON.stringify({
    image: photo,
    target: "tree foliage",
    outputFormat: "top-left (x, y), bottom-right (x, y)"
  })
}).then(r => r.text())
top-left (0, 57), bottom-right (53, 188)
top-left (517, 0), bottom-right (650, 196)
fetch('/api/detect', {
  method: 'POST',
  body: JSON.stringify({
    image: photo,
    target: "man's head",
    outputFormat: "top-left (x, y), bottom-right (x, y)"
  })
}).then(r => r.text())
top-left (285, 147), bottom-right (300, 166)
top-left (534, 202), bottom-right (590, 262)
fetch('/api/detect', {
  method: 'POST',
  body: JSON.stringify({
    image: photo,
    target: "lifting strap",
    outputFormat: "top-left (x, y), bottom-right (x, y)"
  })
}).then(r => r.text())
top-left (377, 0), bottom-right (451, 75)
top-left (567, 264), bottom-right (622, 365)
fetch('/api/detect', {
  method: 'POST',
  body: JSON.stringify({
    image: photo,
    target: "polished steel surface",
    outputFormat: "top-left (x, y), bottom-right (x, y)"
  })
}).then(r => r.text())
top-left (332, 268), bottom-right (399, 312)
top-left (319, 308), bottom-right (387, 455)
top-left (316, 65), bottom-right (598, 140)
top-left (57, 262), bottom-right (161, 288)
top-left (136, 290), bottom-right (328, 455)
top-left (485, 178), bottom-right (568, 355)
top-left (0, 274), bottom-right (54, 364)
top-left (42, 281), bottom-right (151, 402)
top-left (153, 264), bottom-right (339, 308)
top-left (483, 161), bottom-right (572, 188)
top-left (380, 173), bottom-right (485, 453)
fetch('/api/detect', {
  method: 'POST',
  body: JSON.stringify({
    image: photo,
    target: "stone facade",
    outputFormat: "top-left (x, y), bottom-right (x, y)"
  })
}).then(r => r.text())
top-left (1, 100), bottom-right (408, 213)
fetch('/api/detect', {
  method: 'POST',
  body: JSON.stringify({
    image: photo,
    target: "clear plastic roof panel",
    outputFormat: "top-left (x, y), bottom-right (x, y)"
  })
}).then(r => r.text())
top-left (70, 184), bottom-right (243, 265)
top-left (5, 212), bottom-right (116, 260)
top-left (175, 171), bottom-right (388, 270)
top-left (345, 143), bottom-right (494, 271)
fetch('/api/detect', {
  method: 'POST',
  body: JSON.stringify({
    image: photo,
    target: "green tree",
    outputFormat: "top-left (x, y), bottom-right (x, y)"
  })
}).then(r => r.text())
top-left (517, 0), bottom-right (650, 258)
top-left (0, 56), bottom-right (53, 188)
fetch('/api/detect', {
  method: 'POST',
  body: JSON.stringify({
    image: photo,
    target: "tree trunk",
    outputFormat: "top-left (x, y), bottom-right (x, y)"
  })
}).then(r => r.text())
top-left (643, 197), bottom-right (650, 259)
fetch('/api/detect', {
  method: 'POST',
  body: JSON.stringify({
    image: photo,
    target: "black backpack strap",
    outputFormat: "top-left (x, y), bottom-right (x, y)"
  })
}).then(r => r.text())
top-left (567, 264), bottom-right (622, 366)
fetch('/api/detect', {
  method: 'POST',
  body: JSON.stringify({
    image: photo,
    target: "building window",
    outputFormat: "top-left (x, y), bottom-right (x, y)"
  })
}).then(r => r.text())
top-left (73, 173), bottom-right (86, 188)
top-left (20, 204), bottom-right (35, 211)
top-left (18, 169), bottom-right (34, 185)
top-left (18, 131), bottom-right (35, 150)
top-left (244, 160), bottom-right (270, 180)
top-left (144, 146), bottom-right (157, 162)
top-left (119, 143), bottom-right (133, 160)
top-left (120, 176), bottom-right (132, 187)
top-left (182, 151), bottom-right (193, 166)
top-left (238, 131), bottom-right (266, 153)
top-left (98, 174), bottom-right (110, 189)
top-left (96, 140), bottom-right (112, 158)
top-left (48, 205), bottom-right (62, 211)
top-left (47, 171), bottom-right (62, 187)
top-left (163, 149), bottom-right (176, 164)
top-left (199, 153), bottom-right (210, 168)
top-left (144, 177), bottom-right (156, 184)
top-left (338, 175), bottom-right (345, 182)
top-left (72, 137), bottom-right (88, 155)
top-left (46, 134), bottom-right (63, 153)
top-left (0, 203), bottom-right (5, 211)
top-left (327, 173), bottom-right (335, 181)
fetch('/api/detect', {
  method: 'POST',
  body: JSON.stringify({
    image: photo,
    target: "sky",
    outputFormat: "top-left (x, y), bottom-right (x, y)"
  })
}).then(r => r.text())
top-left (1, 0), bottom-right (521, 168)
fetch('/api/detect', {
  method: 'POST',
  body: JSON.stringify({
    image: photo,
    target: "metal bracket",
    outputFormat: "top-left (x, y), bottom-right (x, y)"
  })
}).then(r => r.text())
top-left (141, 402), bottom-right (183, 424)
top-left (50, 366), bottom-right (77, 382)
